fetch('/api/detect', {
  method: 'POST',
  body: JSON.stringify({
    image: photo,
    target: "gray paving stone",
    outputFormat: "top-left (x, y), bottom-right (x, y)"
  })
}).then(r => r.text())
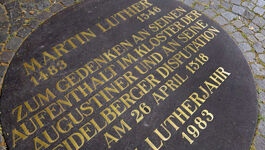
top-left (49, 3), bottom-right (64, 13)
top-left (17, 27), bottom-right (32, 38)
top-left (259, 54), bottom-right (265, 64)
top-left (214, 16), bottom-right (228, 25)
top-left (194, 3), bottom-right (205, 11)
top-left (0, 32), bottom-right (7, 43)
top-left (257, 0), bottom-right (265, 7)
top-left (258, 120), bottom-right (265, 135)
top-left (242, 1), bottom-right (255, 10)
top-left (183, 0), bottom-right (195, 5)
top-left (257, 78), bottom-right (265, 89)
top-left (36, 0), bottom-right (50, 11)
top-left (0, 13), bottom-right (7, 22)
top-left (231, 0), bottom-right (241, 5)
top-left (0, 51), bottom-right (14, 63)
top-left (242, 17), bottom-right (251, 25)
top-left (251, 64), bottom-right (265, 76)
top-left (244, 52), bottom-right (256, 62)
top-left (209, 0), bottom-right (221, 9)
top-left (20, 2), bottom-right (37, 18)
top-left (250, 22), bottom-right (261, 32)
top-left (216, 8), bottom-right (226, 14)
top-left (5, 1), bottom-right (19, 11)
top-left (223, 24), bottom-right (236, 33)
top-left (20, 2), bottom-right (36, 10)
top-left (232, 5), bottom-right (246, 15)
top-left (60, 0), bottom-right (75, 7)
top-left (232, 32), bottom-right (247, 43)
top-left (260, 101), bottom-right (265, 114)
top-left (262, 39), bottom-right (265, 48)
top-left (36, 11), bottom-right (52, 22)
top-left (261, 29), bottom-right (265, 35)
top-left (244, 10), bottom-right (255, 19)
top-left (256, 33), bottom-right (265, 41)
top-left (5, 36), bottom-right (23, 50)
top-left (259, 121), bottom-right (265, 143)
top-left (220, 1), bottom-right (231, 9)
top-left (7, 8), bottom-right (22, 21)
top-left (28, 19), bottom-right (40, 29)
top-left (222, 11), bottom-right (238, 21)
top-left (259, 91), bottom-right (265, 102)
top-left (255, 135), bottom-right (265, 150)
top-left (239, 42), bottom-right (252, 52)
top-left (254, 6), bottom-right (265, 15)
top-left (254, 42), bottom-right (265, 53)
top-left (209, 4), bottom-right (219, 10)
top-left (240, 27), bottom-right (254, 35)
top-left (0, 14), bottom-right (8, 23)
top-left (248, 34), bottom-right (259, 43)
top-left (253, 16), bottom-right (265, 27)
top-left (203, 9), bottom-right (216, 18)
top-left (200, 0), bottom-right (210, 4)
top-left (210, 0), bottom-right (220, 6)
top-left (0, 22), bottom-right (8, 33)
top-left (0, 44), bottom-right (4, 52)
top-left (0, 4), bottom-right (5, 14)
top-left (9, 18), bottom-right (24, 34)
top-left (232, 19), bottom-right (244, 28)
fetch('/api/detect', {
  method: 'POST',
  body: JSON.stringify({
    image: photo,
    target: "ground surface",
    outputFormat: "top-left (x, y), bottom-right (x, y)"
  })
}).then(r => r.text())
top-left (0, 0), bottom-right (264, 149)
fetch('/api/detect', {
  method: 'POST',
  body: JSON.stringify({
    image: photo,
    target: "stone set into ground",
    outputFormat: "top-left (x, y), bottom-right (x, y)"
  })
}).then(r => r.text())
top-left (0, 0), bottom-right (265, 149)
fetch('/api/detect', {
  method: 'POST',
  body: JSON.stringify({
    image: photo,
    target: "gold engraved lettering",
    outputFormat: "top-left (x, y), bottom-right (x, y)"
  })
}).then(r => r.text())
top-left (145, 67), bottom-right (231, 149)
top-left (23, 58), bottom-right (43, 76)
top-left (104, 119), bottom-right (131, 148)
top-left (97, 0), bottom-right (153, 32)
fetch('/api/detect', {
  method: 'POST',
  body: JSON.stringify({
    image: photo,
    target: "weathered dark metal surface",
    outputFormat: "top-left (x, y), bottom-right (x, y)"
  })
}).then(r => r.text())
top-left (0, 0), bottom-right (257, 149)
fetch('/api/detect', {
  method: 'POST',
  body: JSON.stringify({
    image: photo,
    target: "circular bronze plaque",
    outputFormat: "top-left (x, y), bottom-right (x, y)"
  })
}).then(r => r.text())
top-left (0, 0), bottom-right (257, 149)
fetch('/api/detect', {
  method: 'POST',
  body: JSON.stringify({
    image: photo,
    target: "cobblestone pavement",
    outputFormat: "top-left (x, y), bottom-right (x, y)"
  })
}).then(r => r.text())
top-left (0, 0), bottom-right (265, 149)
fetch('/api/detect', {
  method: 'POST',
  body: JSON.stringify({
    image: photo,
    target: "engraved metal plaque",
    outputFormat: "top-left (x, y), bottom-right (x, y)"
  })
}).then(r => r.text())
top-left (0, 0), bottom-right (257, 149)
